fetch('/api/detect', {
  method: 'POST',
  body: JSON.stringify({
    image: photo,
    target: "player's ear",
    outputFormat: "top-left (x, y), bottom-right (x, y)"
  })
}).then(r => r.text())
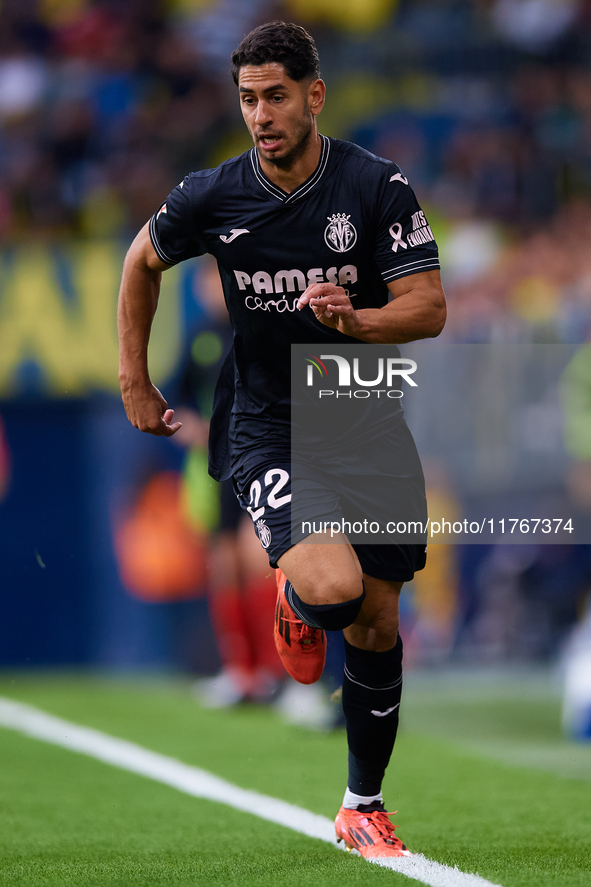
top-left (308, 78), bottom-right (326, 117)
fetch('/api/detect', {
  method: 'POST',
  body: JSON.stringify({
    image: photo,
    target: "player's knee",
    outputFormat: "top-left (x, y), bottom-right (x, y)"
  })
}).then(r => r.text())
top-left (287, 582), bottom-right (366, 631)
top-left (298, 573), bottom-right (364, 606)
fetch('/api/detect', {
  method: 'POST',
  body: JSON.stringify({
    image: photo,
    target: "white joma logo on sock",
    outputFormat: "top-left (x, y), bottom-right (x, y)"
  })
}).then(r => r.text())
top-left (370, 704), bottom-right (400, 717)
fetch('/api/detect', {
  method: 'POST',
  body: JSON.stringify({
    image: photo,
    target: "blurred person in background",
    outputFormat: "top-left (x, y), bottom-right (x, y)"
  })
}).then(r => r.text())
top-left (118, 20), bottom-right (445, 860)
top-left (173, 257), bottom-right (284, 707)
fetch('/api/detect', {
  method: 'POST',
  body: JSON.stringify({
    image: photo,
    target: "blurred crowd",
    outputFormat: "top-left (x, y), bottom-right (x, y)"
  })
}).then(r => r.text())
top-left (1, 0), bottom-right (591, 340)
top-left (0, 0), bottom-right (589, 241)
top-left (0, 0), bottom-right (278, 239)
top-left (440, 200), bottom-right (591, 343)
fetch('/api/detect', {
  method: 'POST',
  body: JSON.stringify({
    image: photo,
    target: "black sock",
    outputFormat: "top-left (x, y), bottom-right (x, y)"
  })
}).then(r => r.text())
top-left (342, 635), bottom-right (403, 797)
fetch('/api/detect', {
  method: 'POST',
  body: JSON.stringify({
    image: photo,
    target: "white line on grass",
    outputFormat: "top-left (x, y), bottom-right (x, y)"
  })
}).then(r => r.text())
top-left (0, 696), bottom-right (502, 887)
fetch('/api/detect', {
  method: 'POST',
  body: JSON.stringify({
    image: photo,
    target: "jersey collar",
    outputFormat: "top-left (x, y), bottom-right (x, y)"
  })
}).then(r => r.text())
top-left (249, 135), bottom-right (330, 204)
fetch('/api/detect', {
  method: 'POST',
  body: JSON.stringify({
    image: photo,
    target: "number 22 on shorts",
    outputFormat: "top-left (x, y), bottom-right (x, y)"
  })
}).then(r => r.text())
top-left (247, 468), bottom-right (291, 521)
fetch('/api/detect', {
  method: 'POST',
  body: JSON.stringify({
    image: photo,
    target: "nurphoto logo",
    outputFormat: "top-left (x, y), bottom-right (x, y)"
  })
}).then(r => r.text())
top-left (305, 353), bottom-right (417, 399)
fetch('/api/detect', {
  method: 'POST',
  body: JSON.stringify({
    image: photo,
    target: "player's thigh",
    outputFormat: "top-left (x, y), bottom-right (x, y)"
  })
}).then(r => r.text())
top-left (234, 456), bottom-right (363, 604)
top-left (278, 534), bottom-right (363, 605)
top-left (233, 456), bottom-right (351, 598)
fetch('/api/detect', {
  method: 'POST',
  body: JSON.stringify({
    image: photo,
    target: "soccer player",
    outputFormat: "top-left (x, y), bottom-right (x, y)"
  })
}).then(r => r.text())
top-left (118, 21), bottom-right (446, 858)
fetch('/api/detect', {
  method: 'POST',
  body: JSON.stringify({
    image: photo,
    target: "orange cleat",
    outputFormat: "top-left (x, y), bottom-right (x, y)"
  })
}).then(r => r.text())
top-left (273, 568), bottom-right (326, 685)
top-left (335, 803), bottom-right (412, 859)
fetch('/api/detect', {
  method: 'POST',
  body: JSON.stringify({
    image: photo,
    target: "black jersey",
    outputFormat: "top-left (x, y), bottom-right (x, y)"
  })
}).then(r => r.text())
top-left (150, 136), bottom-right (439, 480)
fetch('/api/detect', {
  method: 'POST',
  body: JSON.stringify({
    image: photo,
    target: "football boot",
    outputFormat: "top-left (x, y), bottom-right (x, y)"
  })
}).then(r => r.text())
top-left (273, 568), bottom-right (326, 685)
top-left (335, 802), bottom-right (411, 859)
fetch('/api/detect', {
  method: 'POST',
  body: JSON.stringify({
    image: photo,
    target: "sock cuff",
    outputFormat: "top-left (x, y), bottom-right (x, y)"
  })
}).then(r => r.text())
top-left (342, 787), bottom-right (383, 809)
top-left (344, 635), bottom-right (403, 688)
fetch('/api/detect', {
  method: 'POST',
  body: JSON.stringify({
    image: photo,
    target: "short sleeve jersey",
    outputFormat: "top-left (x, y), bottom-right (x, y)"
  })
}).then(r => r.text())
top-left (150, 136), bottom-right (439, 480)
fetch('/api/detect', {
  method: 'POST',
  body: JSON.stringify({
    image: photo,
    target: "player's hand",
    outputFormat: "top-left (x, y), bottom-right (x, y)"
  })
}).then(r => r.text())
top-left (298, 283), bottom-right (361, 337)
top-left (120, 380), bottom-right (182, 437)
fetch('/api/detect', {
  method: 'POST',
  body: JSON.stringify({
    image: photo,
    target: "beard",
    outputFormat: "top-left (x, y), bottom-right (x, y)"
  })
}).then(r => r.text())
top-left (256, 109), bottom-right (313, 170)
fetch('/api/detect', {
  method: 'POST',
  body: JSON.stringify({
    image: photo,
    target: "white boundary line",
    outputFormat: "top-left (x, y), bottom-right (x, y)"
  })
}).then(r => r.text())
top-left (0, 697), bottom-right (502, 887)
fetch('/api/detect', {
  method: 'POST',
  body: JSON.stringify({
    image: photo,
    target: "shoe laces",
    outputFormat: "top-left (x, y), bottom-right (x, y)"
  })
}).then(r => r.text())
top-left (298, 622), bottom-right (322, 649)
top-left (281, 612), bottom-right (322, 650)
top-left (359, 806), bottom-right (403, 846)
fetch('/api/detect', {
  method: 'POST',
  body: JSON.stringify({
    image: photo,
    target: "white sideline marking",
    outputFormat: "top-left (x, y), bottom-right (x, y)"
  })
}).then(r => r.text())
top-left (0, 697), bottom-right (502, 887)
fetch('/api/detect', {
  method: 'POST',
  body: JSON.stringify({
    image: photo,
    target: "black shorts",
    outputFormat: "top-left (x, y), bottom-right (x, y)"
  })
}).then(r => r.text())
top-left (233, 452), bottom-right (427, 583)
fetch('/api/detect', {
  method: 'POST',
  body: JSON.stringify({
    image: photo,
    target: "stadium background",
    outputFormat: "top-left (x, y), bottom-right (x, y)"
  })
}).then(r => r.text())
top-left (1, 4), bottom-right (591, 886)
top-left (0, 0), bottom-right (590, 688)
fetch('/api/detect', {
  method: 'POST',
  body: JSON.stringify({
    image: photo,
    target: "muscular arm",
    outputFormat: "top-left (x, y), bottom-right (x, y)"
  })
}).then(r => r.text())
top-left (297, 269), bottom-right (446, 344)
top-left (118, 223), bottom-right (182, 435)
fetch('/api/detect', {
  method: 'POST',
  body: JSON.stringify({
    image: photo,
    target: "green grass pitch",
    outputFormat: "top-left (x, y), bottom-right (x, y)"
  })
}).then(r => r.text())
top-left (0, 670), bottom-right (590, 886)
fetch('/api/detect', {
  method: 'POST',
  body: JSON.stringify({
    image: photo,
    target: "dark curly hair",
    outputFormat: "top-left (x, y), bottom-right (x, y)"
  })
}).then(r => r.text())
top-left (231, 21), bottom-right (320, 85)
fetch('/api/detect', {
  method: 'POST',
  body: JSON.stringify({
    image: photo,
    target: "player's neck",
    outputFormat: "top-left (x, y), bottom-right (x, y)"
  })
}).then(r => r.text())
top-left (258, 131), bottom-right (322, 194)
